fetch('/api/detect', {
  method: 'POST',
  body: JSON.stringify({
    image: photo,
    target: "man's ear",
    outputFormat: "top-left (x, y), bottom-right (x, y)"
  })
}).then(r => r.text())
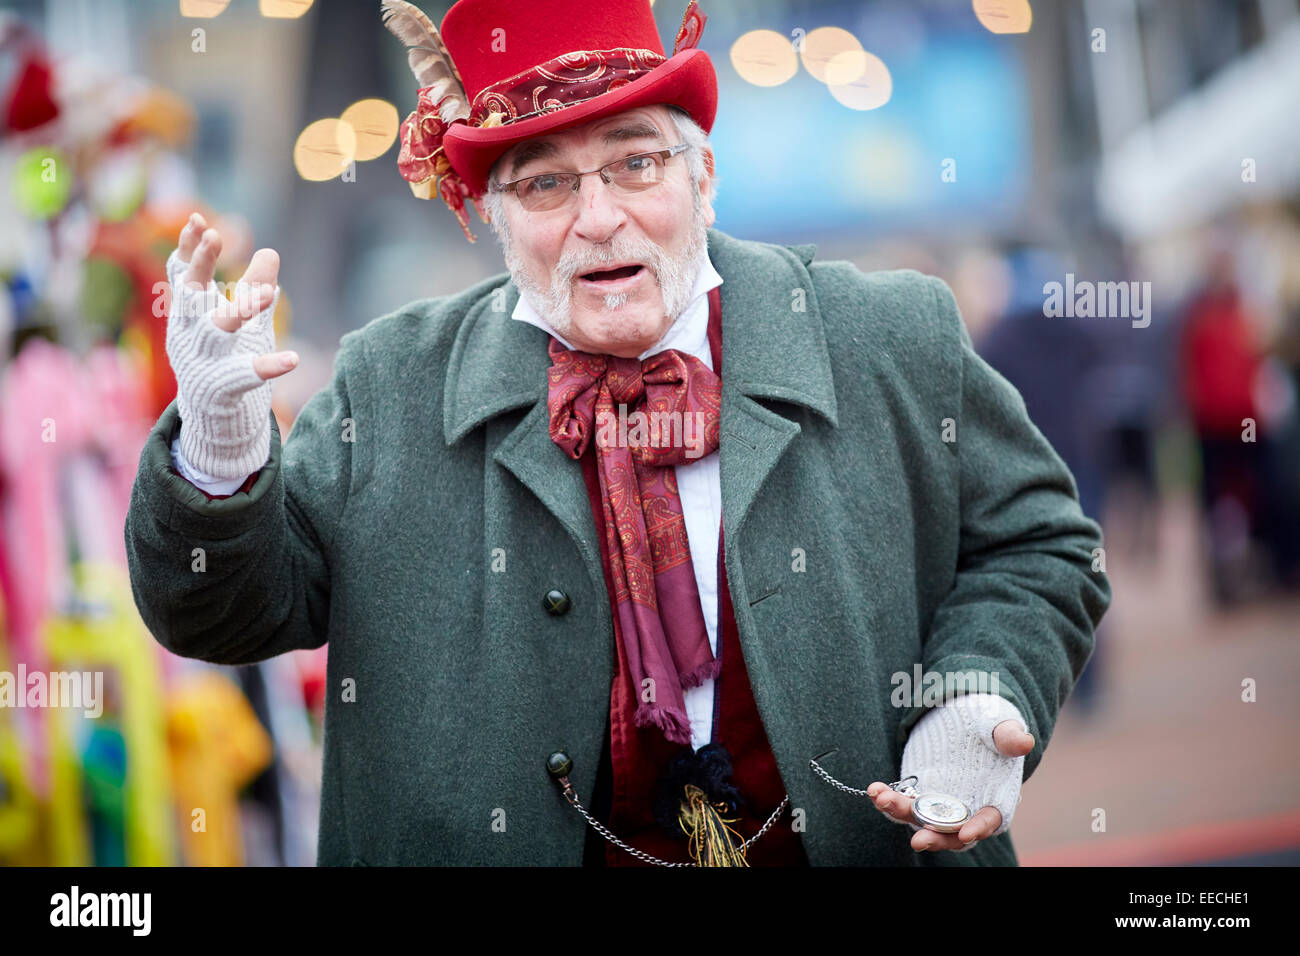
top-left (698, 146), bottom-right (717, 228)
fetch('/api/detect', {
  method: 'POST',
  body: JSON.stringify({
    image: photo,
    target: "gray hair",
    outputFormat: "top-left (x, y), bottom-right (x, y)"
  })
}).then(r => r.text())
top-left (480, 104), bottom-right (717, 244)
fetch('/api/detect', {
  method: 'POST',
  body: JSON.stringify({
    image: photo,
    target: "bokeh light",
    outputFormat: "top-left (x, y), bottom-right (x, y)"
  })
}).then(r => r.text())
top-left (827, 51), bottom-right (893, 110)
top-left (338, 99), bottom-right (399, 162)
top-left (800, 26), bottom-right (864, 85)
top-left (973, 0), bottom-right (1034, 35)
top-left (259, 0), bottom-right (316, 18)
top-left (730, 29), bottom-right (799, 87)
top-left (178, 0), bottom-right (230, 18)
top-left (825, 49), bottom-right (867, 86)
top-left (293, 118), bottom-right (357, 182)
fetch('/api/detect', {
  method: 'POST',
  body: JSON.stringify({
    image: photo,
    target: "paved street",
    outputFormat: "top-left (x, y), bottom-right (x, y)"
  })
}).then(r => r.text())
top-left (1013, 493), bottom-right (1300, 865)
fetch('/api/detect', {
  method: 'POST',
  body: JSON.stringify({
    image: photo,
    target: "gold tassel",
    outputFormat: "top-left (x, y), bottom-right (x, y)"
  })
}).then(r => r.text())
top-left (676, 784), bottom-right (749, 867)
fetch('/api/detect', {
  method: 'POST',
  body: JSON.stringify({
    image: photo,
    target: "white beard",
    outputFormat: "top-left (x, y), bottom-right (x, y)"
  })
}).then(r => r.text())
top-left (503, 207), bottom-right (708, 342)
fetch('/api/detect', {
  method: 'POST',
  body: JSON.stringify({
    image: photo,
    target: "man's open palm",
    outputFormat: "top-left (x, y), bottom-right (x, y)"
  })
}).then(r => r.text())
top-left (866, 719), bottom-right (1033, 853)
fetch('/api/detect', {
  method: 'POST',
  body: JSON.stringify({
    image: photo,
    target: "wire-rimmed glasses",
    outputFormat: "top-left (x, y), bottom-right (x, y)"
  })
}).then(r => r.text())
top-left (492, 144), bottom-right (692, 212)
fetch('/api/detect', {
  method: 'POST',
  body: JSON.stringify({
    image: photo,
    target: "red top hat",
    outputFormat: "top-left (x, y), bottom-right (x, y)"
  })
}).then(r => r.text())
top-left (381, 0), bottom-right (717, 242)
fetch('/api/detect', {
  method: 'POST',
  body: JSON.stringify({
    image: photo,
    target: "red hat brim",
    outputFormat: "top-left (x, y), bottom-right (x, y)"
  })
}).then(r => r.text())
top-left (442, 48), bottom-right (717, 198)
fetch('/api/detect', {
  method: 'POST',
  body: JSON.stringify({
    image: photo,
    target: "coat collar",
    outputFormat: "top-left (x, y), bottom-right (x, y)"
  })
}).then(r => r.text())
top-left (442, 227), bottom-right (839, 584)
top-left (443, 227), bottom-right (839, 446)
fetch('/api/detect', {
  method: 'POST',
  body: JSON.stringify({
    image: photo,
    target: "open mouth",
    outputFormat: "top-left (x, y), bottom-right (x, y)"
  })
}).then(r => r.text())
top-left (579, 264), bottom-right (645, 283)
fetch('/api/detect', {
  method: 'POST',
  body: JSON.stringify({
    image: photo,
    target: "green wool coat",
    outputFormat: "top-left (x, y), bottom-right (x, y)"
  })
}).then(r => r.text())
top-left (124, 226), bottom-right (1110, 866)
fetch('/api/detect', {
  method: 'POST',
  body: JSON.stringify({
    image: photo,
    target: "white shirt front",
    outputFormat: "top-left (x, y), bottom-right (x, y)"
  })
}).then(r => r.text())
top-left (173, 245), bottom-right (726, 750)
top-left (513, 245), bottom-right (724, 751)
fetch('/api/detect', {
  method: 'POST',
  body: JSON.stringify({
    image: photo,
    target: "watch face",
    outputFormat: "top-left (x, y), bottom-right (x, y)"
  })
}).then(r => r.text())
top-left (913, 792), bottom-right (971, 832)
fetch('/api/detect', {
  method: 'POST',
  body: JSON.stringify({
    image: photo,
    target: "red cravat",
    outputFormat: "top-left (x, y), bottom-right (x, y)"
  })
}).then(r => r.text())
top-left (547, 338), bottom-right (721, 745)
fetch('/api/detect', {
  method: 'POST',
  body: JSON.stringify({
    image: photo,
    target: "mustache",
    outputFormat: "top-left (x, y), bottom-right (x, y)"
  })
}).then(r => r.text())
top-left (554, 241), bottom-right (664, 286)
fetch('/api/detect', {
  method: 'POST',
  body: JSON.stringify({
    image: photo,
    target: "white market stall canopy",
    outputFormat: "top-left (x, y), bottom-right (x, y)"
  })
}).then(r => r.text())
top-left (1095, 16), bottom-right (1300, 240)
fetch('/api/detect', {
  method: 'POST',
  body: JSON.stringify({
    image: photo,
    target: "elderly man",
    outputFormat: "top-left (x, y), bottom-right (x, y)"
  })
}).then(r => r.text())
top-left (124, 0), bottom-right (1109, 866)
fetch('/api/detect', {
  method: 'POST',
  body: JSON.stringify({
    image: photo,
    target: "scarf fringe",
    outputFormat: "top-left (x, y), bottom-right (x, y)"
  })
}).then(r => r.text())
top-left (678, 655), bottom-right (722, 691)
top-left (634, 702), bottom-right (693, 746)
top-left (632, 657), bottom-right (721, 745)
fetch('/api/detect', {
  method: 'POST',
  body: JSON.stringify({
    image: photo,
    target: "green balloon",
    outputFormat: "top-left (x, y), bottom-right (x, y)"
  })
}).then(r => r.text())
top-left (12, 146), bottom-right (73, 220)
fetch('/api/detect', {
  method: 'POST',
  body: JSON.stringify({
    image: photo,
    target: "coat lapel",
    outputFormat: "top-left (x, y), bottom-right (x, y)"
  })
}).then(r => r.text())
top-left (443, 279), bottom-right (605, 584)
top-left (705, 229), bottom-right (839, 542)
top-left (491, 398), bottom-right (604, 577)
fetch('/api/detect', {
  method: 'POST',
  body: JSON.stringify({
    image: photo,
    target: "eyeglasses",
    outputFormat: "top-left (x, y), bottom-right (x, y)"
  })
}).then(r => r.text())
top-left (492, 144), bottom-right (691, 213)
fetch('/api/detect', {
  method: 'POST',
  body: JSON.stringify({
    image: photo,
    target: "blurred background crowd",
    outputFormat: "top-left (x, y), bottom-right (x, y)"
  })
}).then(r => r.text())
top-left (0, 0), bottom-right (1296, 866)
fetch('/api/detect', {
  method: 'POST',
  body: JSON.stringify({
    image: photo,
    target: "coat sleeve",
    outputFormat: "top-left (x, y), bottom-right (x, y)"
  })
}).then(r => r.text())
top-left (123, 332), bottom-right (364, 665)
top-left (897, 276), bottom-right (1112, 782)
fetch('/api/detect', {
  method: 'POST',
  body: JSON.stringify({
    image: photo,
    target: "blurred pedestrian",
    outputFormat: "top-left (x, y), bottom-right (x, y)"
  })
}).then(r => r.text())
top-left (1178, 251), bottom-right (1267, 604)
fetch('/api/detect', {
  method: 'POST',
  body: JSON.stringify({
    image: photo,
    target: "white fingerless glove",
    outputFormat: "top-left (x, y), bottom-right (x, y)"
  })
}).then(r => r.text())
top-left (165, 248), bottom-right (280, 479)
top-left (899, 693), bottom-right (1028, 843)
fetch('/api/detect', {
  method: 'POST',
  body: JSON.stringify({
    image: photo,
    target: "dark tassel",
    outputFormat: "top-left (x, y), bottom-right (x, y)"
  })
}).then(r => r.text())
top-left (653, 743), bottom-right (747, 854)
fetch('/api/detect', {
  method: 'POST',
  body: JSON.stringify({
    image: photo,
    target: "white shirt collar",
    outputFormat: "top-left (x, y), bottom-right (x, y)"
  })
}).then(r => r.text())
top-left (510, 243), bottom-right (723, 362)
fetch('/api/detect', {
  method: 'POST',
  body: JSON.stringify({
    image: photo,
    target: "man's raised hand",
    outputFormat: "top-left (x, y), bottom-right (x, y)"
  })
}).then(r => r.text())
top-left (175, 212), bottom-right (298, 379)
top-left (166, 211), bottom-right (296, 480)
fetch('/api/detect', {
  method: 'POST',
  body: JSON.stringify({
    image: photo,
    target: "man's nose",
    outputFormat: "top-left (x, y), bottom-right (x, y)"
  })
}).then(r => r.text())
top-left (571, 173), bottom-right (627, 243)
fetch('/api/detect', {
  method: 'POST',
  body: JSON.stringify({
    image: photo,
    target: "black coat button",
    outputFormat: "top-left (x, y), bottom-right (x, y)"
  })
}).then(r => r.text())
top-left (542, 589), bottom-right (571, 616)
top-left (546, 751), bottom-right (573, 779)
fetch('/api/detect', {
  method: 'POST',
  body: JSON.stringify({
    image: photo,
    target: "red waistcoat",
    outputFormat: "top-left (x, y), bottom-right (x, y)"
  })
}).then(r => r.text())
top-left (577, 287), bottom-right (808, 867)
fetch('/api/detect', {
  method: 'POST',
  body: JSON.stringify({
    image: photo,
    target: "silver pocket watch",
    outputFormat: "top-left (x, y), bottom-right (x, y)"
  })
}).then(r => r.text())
top-left (886, 775), bottom-right (972, 832)
top-left (809, 751), bottom-right (972, 833)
